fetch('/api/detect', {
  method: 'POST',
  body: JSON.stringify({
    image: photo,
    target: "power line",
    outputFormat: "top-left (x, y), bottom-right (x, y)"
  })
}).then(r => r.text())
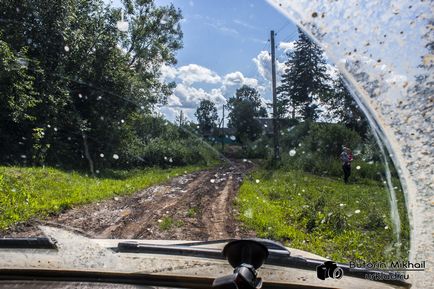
top-left (281, 29), bottom-right (299, 44)
top-left (275, 20), bottom-right (291, 35)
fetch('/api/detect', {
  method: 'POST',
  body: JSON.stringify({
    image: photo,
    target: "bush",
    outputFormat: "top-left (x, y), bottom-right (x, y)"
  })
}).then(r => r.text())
top-left (277, 122), bottom-right (386, 181)
top-left (114, 117), bottom-right (219, 168)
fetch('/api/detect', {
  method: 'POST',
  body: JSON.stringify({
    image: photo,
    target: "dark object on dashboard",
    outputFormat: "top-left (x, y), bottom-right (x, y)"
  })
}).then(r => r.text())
top-left (0, 237), bottom-right (56, 249)
top-left (212, 239), bottom-right (269, 289)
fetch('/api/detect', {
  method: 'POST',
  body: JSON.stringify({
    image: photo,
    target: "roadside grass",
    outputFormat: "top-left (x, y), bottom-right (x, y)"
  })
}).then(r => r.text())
top-left (236, 169), bottom-right (410, 263)
top-left (0, 165), bottom-right (205, 230)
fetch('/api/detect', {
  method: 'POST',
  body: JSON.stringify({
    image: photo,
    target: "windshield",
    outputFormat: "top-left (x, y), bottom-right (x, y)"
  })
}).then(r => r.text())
top-left (0, 0), bottom-right (432, 287)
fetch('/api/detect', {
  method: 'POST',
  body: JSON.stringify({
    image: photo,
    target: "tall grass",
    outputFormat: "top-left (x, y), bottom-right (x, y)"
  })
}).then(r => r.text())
top-left (236, 169), bottom-right (410, 263)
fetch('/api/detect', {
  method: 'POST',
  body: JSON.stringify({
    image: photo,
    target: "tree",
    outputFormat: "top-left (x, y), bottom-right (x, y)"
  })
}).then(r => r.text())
top-left (227, 85), bottom-right (267, 143)
top-left (0, 0), bottom-right (183, 170)
top-left (195, 99), bottom-right (218, 136)
top-left (277, 29), bottom-right (331, 121)
top-left (325, 75), bottom-right (370, 137)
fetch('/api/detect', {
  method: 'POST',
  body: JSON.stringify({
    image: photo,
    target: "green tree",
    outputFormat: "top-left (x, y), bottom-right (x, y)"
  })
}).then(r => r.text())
top-left (0, 39), bottom-right (40, 164)
top-left (0, 0), bottom-right (183, 170)
top-left (227, 85), bottom-right (267, 143)
top-left (195, 99), bottom-right (218, 136)
top-left (277, 29), bottom-right (331, 121)
top-left (325, 75), bottom-right (369, 137)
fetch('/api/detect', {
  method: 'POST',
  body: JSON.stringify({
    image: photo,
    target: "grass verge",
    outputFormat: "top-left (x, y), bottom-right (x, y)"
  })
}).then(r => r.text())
top-left (236, 169), bottom-right (410, 263)
top-left (0, 165), bottom-right (204, 230)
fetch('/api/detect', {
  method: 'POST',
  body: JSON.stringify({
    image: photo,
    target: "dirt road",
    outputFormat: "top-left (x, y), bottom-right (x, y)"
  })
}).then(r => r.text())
top-left (4, 160), bottom-right (256, 240)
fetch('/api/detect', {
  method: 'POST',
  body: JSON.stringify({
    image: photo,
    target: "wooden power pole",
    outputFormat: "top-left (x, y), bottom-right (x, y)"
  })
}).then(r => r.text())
top-left (221, 104), bottom-right (225, 152)
top-left (270, 30), bottom-right (280, 161)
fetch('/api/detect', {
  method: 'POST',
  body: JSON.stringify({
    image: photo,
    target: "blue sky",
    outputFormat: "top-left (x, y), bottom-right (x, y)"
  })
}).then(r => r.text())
top-left (106, 0), bottom-right (299, 121)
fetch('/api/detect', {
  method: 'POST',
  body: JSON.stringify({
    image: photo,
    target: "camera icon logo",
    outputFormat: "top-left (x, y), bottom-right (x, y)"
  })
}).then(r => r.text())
top-left (316, 261), bottom-right (344, 280)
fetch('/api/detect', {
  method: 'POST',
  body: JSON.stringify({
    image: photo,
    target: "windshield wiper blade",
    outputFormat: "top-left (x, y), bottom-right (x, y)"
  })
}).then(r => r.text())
top-left (174, 238), bottom-right (290, 253)
top-left (114, 241), bottom-right (293, 263)
top-left (0, 237), bottom-right (56, 249)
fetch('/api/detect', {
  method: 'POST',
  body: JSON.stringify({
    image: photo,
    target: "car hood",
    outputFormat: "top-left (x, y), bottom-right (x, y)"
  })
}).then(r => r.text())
top-left (0, 226), bottom-right (409, 289)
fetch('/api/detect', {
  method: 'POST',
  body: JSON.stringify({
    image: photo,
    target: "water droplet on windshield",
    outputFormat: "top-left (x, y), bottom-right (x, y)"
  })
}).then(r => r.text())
top-left (244, 208), bottom-right (253, 219)
top-left (355, 209), bottom-right (361, 214)
top-left (210, 179), bottom-right (215, 183)
top-left (356, 165), bottom-right (361, 170)
top-left (64, 45), bottom-right (70, 52)
top-left (289, 149), bottom-right (296, 156)
top-left (78, 93), bottom-right (83, 98)
top-left (99, 153), bottom-right (104, 158)
top-left (230, 135), bottom-right (236, 141)
top-left (20, 154), bottom-right (26, 159)
top-left (113, 154), bottom-right (119, 160)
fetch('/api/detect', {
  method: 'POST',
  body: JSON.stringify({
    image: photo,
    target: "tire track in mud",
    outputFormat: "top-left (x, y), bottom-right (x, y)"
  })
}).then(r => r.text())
top-left (3, 160), bottom-right (256, 240)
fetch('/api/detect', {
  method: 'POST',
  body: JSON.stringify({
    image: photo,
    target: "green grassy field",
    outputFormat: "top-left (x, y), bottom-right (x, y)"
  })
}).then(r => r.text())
top-left (236, 169), bottom-right (409, 263)
top-left (0, 165), bottom-right (204, 230)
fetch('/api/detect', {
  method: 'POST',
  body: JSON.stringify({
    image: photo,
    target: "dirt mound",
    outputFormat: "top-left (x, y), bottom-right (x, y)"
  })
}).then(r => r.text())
top-left (3, 160), bottom-right (256, 240)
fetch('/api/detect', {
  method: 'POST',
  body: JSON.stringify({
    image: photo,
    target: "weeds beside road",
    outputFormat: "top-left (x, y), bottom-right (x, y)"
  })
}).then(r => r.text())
top-left (0, 165), bottom-right (204, 230)
top-left (236, 169), bottom-right (410, 263)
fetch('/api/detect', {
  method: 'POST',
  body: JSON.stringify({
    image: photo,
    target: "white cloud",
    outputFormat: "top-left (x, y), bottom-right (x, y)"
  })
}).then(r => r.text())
top-left (206, 22), bottom-right (239, 36)
top-left (223, 71), bottom-right (259, 88)
top-left (167, 94), bottom-right (182, 107)
top-left (233, 19), bottom-right (259, 31)
top-left (159, 63), bottom-right (273, 122)
top-left (253, 51), bottom-right (285, 82)
top-left (177, 64), bottom-right (221, 85)
top-left (279, 41), bottom-right (296, 53)
top-left (160, 64), bottom-right (178, 81)
top-left (168, 83), bottom-right (225, 109)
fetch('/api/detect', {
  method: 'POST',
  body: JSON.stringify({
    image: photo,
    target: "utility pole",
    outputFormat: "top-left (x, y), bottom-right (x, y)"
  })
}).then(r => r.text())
top-left (221, 105), bottom-right (225, 152)
top-left (178, 110), bottom-right (184, 127)
top-left (270, 30), bottom-right (280, 161)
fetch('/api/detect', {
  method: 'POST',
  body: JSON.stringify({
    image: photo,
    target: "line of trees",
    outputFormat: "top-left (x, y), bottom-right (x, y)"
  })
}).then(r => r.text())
top-left (192, 28), bottom-right (375, 170)
top-left (195, 85), bottom-right (268, 146)
top-left (0, 0), bottom-right (197, 171)
top-left (194, 29), bottom-right (369, 148)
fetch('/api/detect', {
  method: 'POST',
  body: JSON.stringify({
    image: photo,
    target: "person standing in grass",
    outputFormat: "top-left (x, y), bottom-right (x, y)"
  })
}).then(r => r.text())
top-left (340, 146), bottom-right (353, 183)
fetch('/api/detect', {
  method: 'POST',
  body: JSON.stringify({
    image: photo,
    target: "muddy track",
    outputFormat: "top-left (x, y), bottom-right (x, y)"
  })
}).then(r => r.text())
top-left (3, 160), bottom-right (256, 240)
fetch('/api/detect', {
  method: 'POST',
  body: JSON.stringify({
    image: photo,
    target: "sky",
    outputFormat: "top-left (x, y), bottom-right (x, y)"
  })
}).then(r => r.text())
top-left (105, 0), bottom-right (299, 122)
